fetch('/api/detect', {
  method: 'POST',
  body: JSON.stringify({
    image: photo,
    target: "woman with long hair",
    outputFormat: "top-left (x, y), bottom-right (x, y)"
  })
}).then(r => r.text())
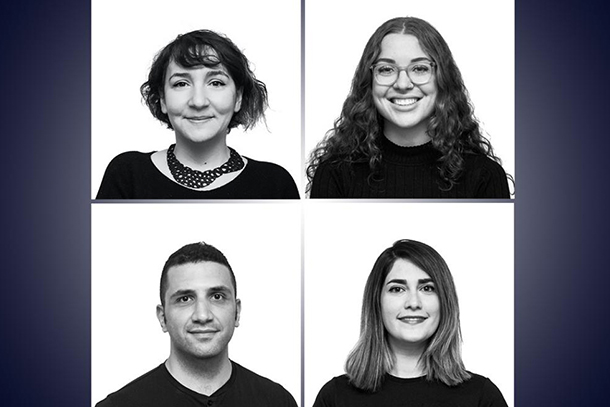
top-left (313, 239), bottom-right (508, 406)
top-left (97, 29), bottom-right (298, 199)
top-left (307, 17), bottom-right (511, 198)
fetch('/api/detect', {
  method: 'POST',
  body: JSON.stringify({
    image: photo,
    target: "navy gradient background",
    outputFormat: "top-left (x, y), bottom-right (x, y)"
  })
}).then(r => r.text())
top-left (1, 0), bottom-right (608, 406)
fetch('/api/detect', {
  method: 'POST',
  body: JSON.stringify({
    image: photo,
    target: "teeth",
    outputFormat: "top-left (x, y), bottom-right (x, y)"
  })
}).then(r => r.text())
top-left (392, 98), bottom-right (418, 106)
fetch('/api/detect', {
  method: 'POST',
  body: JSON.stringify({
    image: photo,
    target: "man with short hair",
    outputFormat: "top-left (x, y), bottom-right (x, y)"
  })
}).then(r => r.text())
top-left (96, 242), bottom-right (297, 407)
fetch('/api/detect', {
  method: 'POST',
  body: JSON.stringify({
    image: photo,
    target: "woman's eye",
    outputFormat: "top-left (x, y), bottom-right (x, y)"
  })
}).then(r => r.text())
top-left (420, 284), bottom-right (436, 293)
top-left (410, 64), bottom-right (431, 75)
top-left (172, 81), bottom-right (189, 88)
top-left (377, 65), bottom-right (397, 76)
top-left (388, 286), bottom-right (405, 293)
top-left (209, 79), bottom-right (226, 87)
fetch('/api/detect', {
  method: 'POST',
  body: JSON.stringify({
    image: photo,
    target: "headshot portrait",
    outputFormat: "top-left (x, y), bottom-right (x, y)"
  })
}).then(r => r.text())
top-left (304, 202), bottom-right (514, 406)
top-left (91, 203), bottom-right (301, 405)
top-left (91, 0), bottom-right (301, 199)
top-left (305, 0), bottom-right (514, 198)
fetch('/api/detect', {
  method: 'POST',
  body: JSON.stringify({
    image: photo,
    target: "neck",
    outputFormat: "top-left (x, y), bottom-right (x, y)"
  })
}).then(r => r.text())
top-left (173, 134), bottom-right (230, 171)
top-left (165, 348), bottom-right (232, 395)
top-left (383, 120), bottom-right (431, 147)
top-left (388, 339), bottom-right (427, 378)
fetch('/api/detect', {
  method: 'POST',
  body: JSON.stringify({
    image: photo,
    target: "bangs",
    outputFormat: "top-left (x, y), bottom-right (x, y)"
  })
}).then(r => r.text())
top-left (171, 42), bottom-right (222, 69)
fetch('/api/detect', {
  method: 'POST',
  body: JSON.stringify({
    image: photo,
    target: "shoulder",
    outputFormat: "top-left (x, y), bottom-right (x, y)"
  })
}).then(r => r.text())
top-left (231, 362), bottom-right (297, 403)
top-left (239, 157), bottom-right (300, 199)
top-left (463, 154), bottom-right (508, 179)
top-left (461, 154), bottom-right (511, 198)
top-left (460, 372), bottom-right (508, 406)
top-left (244, 157), bottom-right (292, 178)
top-left (95, 364), bottom-right (167, 407)
top-left (313, 375), bottom-right (355, 403)
top-left (105, 151), bottom-right (155, 169)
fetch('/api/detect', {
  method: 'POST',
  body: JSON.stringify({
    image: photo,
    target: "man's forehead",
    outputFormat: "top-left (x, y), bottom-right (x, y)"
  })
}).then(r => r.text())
top-left (166, 261), bottom-right (234, 290)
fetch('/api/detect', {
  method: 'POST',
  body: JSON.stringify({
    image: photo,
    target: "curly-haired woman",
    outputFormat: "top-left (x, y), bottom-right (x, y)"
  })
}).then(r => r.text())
top-left (307, 17), bottom-right (511, 198)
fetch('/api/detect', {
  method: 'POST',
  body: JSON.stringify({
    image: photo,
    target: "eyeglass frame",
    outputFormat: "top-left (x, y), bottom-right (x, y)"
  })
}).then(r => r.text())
top-left (370, 60), bottom-right (437, 86)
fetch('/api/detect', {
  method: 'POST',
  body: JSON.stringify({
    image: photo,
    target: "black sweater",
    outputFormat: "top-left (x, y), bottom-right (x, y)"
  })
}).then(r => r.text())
top-left (311, 137), bottom-right (510, 199)
top-left (96, 151), bottom-right (299, 199)
top-left (313, 373), bottom-right (508, 407)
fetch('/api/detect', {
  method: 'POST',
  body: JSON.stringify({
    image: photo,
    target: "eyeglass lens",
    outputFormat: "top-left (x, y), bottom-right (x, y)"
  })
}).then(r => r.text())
top-left (373, 63), bottom-right (433, 85)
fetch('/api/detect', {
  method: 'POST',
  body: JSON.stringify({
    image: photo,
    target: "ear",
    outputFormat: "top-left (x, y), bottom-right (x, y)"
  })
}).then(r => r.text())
top-left (160, 94), bottom-right (167, 115)
top-left (156, 304), bottom-right (168, 332)
top-left (233, 89), bottom-right (242, 113)
top-left (234, 298), bottom-right (241, 328)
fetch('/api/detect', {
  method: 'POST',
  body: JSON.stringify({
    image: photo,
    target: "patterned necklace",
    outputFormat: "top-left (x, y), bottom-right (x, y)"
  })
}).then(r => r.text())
top-left (166, 144), bottom-right (244, 189)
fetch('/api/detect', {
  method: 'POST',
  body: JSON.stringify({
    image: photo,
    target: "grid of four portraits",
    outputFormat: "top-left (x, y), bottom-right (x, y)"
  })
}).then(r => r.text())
top-left (92, 1), bottom-right (514, 406)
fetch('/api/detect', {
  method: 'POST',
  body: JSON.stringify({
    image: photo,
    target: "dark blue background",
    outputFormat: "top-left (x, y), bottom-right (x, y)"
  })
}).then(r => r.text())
top-left (1, 0), bottom-right (608, 405)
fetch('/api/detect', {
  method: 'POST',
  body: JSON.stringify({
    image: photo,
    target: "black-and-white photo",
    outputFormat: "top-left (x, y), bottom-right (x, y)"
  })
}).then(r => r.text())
top-left (91, 0), bottom-right (301, 199)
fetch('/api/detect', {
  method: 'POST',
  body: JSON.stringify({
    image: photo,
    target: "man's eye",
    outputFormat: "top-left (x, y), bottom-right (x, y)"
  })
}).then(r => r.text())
top-left (211, 293), bottom-right (225, 301)
top-left (178, 295), bottom-right (192, 302)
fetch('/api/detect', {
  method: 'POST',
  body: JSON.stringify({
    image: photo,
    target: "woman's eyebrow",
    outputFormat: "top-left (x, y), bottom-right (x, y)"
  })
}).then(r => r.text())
top-left (205, 69), bottom-right (230, 79)
top-left (168, 72), bottom-right (191, 80)
top-left (374, 56), bottom-right (432, 64)
top-left (385, 278), bottom-right (434, 285)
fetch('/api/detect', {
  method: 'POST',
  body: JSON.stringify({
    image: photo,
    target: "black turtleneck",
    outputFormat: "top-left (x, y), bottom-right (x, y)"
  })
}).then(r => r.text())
top-left (311, 137), bottom-right (510, 198)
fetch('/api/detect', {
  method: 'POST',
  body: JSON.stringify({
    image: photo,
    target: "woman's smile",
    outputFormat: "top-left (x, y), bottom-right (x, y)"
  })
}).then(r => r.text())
top-left (161, 60), bottom-right (242, 145)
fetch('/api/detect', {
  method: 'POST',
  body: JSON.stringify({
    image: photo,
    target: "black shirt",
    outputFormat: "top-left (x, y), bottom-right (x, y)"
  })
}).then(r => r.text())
top-left (96, 361), bottom-right (298, 407)
top-left (97, 151), bottom-right (299, 199)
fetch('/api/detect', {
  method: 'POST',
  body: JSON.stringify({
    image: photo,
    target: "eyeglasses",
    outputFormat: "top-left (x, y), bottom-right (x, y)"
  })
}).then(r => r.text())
top-left (370, 61), bottom-right (436, 86)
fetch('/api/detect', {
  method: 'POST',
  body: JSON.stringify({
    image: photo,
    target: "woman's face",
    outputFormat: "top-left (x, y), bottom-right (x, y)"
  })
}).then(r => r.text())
top-left (161, 59), bottom-right (242, 145)
top-left (372, 34), bottom-right (437, 139)
top-left (381, 259), bottom-right (441, 350)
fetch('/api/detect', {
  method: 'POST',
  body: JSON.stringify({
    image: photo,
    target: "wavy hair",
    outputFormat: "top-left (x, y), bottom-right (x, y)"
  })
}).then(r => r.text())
top-left (307, 17), bottom-right (504, 192)
top-left (141, 29), bottom-right (267, 132)
top-left (345, 239), bottom-right (470, 392)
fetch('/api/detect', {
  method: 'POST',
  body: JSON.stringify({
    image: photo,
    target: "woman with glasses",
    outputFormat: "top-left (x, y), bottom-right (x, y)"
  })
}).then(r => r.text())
top-left (307, 17), bottom-right (511, 198)
top-left (97, 29), bottom-right (299, 199)
top-left (312, 239), bottom-right (508, 406)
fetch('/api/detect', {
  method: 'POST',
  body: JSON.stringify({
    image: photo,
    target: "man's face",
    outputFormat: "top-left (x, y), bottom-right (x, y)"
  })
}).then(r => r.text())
top-left (157, 262), bottom-right (240, 361)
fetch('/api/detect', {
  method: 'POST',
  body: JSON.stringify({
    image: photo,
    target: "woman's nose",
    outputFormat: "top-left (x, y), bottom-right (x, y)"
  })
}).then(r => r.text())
top-left (188, 86), bottom-right (210, 108)
top-left (404, 291), bottom-right (422, 309)
top-left (393, 70), bottom-right (414, 90)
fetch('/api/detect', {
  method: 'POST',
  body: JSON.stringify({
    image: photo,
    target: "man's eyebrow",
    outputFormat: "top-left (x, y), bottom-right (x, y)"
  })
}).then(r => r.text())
top-left (207, 285), bottom-right (233, 295)
top-left (169, 288), bottom-right (196, 298)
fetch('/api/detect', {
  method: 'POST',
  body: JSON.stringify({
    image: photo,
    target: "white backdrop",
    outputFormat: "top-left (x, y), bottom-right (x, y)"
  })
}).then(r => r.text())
top-left (91, 0), bottom-right (302, 197)
top-left (305, 0), bottom-right (515, 190)
top-left (91, 203), bottom-right (301, 405)
top-left (304, 202), bottom-right (514, 406)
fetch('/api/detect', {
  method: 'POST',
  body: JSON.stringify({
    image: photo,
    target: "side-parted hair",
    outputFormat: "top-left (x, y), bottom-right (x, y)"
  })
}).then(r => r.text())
top-left (345, 239), bottom-right (470, 392)
top-left (307, 17), bottom-right (506, 192)
top-left (159, 242), bottom-right (236, 306)
top-left (141, 29), bottom-right (268, 132)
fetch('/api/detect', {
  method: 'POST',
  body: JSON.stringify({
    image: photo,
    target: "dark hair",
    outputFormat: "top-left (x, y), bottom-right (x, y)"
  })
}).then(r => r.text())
top-left (159, 242), bottom-right (236, 306)
top-left (307, 17), bottom-right (506, 192)
top-left (141, 29), bottom-right (268, 132)
top-left (345, 239), bottom-right (470, 392)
